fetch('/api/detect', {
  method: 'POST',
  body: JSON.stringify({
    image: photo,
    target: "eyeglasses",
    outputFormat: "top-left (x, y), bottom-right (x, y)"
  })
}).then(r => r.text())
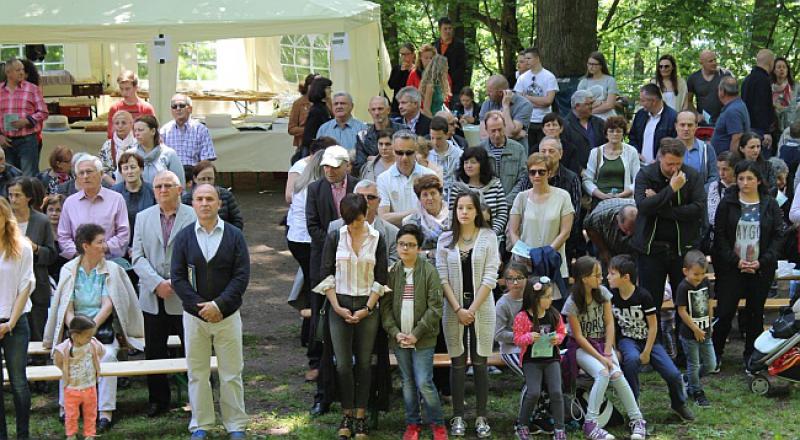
top-left (587, 62), bottom-right (601, 67)
top-left (171, 103), bottom-right (188, 110)
top-left (154, 183), bottom-right (177, 190)
top-left (505, 276), bottom-right (526, 283)
top-left (76, 170), bottom-right (97, 177)
top-left (658, 64), bottom-right (672, 69)
top-left (397, 241), bottom-right (418, 249)
top-left (528, 169), bottom-right (548, 176)
top-left (394, 150), bottom-right (416, 156)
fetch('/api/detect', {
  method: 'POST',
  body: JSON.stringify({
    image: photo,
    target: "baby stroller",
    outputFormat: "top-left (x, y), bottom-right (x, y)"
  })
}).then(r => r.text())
top-left (747, 300), bottom-right (800, 396)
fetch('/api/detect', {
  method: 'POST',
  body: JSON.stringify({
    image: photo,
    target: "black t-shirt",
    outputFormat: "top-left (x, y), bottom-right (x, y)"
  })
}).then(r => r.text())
top-left (523, 310), bottom-right (560, 362)
top-left (611, 286), bottom-right (657, 342)
top-left (460, 247), bottom-right (474, 295)
top-left (674, 278), bottom-right (712, 339)
top-left (686, 69), bottom-right (731, 123)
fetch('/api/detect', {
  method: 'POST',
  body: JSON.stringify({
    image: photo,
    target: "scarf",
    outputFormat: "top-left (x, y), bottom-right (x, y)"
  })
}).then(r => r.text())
top-left (111, 131), bottom-right (136, 170)
top-left (54, 171), bottom-right (71, 184)
top-left (417, 201), bottom-right (450, 244)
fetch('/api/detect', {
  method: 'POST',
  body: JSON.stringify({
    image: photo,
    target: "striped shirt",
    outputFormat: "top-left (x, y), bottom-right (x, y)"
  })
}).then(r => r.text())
top-left (0, 80), bottom-right (48, 137)
top-left (449, 177), bottom-right (509, 240)
top-left (487, 144), bottom-right (504, 175)
top-left (327, 224), bottom-right (382, 297)
top-left (316, 117), bottom-right (368, 151)
top-left (160, 119), bottom-right (217, 166)
top-left (401, 267), bottom-right (415, 334)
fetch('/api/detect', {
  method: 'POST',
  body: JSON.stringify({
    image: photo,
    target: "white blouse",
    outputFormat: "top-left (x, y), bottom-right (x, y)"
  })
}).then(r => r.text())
top-left (0, 239), bottom-right (34, 320)
top-left (314, 224), bottom-right (385, 297)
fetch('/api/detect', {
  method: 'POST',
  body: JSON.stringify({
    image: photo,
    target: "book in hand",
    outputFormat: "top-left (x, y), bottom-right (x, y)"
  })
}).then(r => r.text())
top-left (187, 264), bottom-right (197, 291)
top-left (532, 332), bottom-right (556, 358)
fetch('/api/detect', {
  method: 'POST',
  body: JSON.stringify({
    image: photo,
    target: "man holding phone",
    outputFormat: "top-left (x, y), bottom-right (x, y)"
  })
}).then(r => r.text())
top-left (479, 75), bottom-right (533, 152)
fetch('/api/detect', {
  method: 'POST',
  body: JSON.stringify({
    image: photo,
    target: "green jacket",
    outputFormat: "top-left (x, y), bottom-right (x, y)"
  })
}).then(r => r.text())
top-left (381, 257), bottom-right (443, 349)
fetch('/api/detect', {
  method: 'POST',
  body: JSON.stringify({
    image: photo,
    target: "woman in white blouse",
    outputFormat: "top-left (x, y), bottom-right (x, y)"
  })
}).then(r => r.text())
top-left (436, 190), bottom-right (500, 438)
top-left (582, 116), bottom-right (640, 206)
top-left (0, 197), bottom-right (35, 439)
top-left (314, 193), bottom-right (389, 439)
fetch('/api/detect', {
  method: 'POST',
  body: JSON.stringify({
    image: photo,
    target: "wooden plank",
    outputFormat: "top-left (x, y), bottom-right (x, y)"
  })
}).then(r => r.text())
top-left (28, 335), bottom-right (182, 357)
top-left (9, 356), bottom-right (217, 382)
top-left (389, 353), bottom-right (504, 368)
top-left (661, 298), bottom-right (790, 311)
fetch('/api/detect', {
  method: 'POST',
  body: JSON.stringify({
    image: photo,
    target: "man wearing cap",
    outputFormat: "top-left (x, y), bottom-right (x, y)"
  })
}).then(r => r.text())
top-left (0, 58), bottom-right (48, 176)
top-left (377, 130), bottom-right (435, 226)
top-left (305, 145), bottom-right (359, 415)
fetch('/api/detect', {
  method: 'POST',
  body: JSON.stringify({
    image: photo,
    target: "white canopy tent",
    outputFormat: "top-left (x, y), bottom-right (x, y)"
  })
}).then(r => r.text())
top-left (0, 0), bottom-right (391, 122)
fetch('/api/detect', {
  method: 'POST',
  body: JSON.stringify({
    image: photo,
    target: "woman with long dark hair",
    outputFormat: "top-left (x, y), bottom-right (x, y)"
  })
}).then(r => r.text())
top-left (289, 74), bottom-right (319, 148)
top-left (733, 132), bottom-right (777, 195)
top-left (652, 54), bottom-right (687, 111)
top-left (449, 147), bottom-right (508, 241)
top-left (712, 159), bottom-right (786, 368)
top-left (772, 57), bottom-right (798, 132)
top-left (301, 77), bottom-right (334, 153)
top-left (577, 51), bottom-right (618, 120)
top-left (388, 43), bottom-right (417, 114)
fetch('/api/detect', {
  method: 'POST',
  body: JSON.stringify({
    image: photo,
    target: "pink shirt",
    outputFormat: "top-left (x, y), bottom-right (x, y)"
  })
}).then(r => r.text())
top-left (57, 187), bottom-right (130, 258)
top-left (331, 176), bottom-right (347, 218)
top-left (0, 80), bottom-right (48, 137)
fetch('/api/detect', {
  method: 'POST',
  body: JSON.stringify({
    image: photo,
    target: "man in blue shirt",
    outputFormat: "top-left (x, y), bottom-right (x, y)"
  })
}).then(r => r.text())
top-left (316, 92), bottom-right (367, 152)
top-left (711, 76), bottom-right (750, 155)
top-left (675, 110), bottom-right (717, 188)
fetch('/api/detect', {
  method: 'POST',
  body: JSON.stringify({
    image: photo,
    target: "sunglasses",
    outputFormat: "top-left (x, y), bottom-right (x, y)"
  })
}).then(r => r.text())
top-left (528, 169), bottom-right (548, 176)
top-left (394, 150), bottom-right (416, 156)
top-left (362, 194), bottom-right (379, 201)
top-left (171, 103), bottom-right (188, 109)
top-left (658, 64), bottom-right (672, 69)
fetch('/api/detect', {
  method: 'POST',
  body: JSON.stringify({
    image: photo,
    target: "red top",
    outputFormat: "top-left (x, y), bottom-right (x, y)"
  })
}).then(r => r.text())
top-left (107, 98), bottom-right (155, 138)
top-left (0, 80), bottom-right (48, 137)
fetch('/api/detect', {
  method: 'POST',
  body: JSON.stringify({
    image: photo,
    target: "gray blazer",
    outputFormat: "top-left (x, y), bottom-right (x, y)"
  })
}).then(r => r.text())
top-left (328, 216), bottom-right (399, 265)
top-left (132, 203), bottom-right (197, 315)
top-left (25, 210), bottom-right (57, 306)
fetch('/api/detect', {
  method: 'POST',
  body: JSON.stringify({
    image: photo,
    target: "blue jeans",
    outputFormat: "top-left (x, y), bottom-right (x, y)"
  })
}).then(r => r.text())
top-left (679, 334), bottom-right (717, 396)
top-left (0, 314), bottom-right (31, 439)
top-left (618, 337), bottom-right (686, 409)
top-left (3, 134), bottom-right (39, 177)
top-left (394, 347), bottom-right (443, 426)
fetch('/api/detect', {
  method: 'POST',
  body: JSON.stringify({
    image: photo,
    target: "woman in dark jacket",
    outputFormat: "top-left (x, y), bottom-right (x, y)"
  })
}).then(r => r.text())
top-left (712, 159), bottom-right (786, 366)
top-left (181, 161), bottom-right (244, 230)
top-left (301, 77), bottom-right (334, 154)
top-left (111, 151), bottom-right (156, 248)
top-left (388, 43), bottom-right (416, 115)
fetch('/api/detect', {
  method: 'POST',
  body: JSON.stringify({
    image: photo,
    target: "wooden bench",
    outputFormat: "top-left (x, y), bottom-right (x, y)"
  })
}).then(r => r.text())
top-left (661, 297), bottom-right (791, 311)
top-left (28, 335), bottom-right (182, 357)
top-left (8, 356), bottom-right (217, 382)
top-left (389, 353), bottom-right (504, 368)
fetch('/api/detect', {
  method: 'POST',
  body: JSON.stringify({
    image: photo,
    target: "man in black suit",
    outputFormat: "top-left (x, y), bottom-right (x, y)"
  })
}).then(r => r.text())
top-left (396, 86), bottom-right (431, 136)
top-left (563, 89), bottom-right (607, 174)
top-left (433, 17), bottom-right (468, 97)
top-left (305, 145), bottom-right (359, 415)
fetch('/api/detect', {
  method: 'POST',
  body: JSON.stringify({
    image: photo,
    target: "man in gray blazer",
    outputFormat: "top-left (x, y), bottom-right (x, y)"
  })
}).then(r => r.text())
top-left (132, 170), bottom-right (197, 417)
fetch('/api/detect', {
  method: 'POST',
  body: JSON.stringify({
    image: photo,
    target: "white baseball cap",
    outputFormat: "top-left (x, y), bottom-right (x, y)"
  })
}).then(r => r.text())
top-left (320, 145), bottom-right (350, 168)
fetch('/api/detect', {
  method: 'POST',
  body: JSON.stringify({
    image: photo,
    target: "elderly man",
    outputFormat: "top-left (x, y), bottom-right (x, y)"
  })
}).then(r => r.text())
top-left (354, 96), bottom-right (405, 172)
top-left (584, 198), bottom-right (637, 266)
top-left (171, 184), bottom-right (249, 440)
top-left (629, 84), bottom-right (678, 164)
top-left (133, 170), bottom-right (197, 418)
top-left (160, 94), bottom-right (217, 181)
top-left (480, 110), bottom-right (526, 204)
top-left (479, 74), bottom-right (533, 151)
top-left (396, 86), bottom-right (431, 136)
top-left (675, 110), bottom-right (718, 188)
top-left (57, 155), bottom-right (129, 259)
top-left (513, 47), bottom-right (559, 152)
top-left (377, 130), bottom-right (435, 226)
top-left (428, 116), bottom-right (462, 203)
top-left (434, 110), bottom-right (468, 149)
top-left (742, 49), bottom-right (777, 154)
top-left (433, 17), bottom-right (468, 96)
top-left (316, 92), bottom-right (368, 151)
top-left (711, 77), bottom-right (751, 155)
top-left (107, 70), bottom-right (155, 139)
top-left (686, 50), bottom-right (732, 124)
top-left (0, 148), bottom-right (22, 197)
top-left (0, 58), bottom-right (48, 176)
top-left (305, 145), bottom-right (359, 415)
top-left (563, 90), bottom-right (607, 174)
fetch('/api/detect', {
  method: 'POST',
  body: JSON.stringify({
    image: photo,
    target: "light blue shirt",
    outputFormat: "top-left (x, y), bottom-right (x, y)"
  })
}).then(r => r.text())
top-left (194, 217), bottom-right (225, 262)
top-left (316, 116), bottom-right (368, 150)
top-left (72, 266), bottom-right (108, 319)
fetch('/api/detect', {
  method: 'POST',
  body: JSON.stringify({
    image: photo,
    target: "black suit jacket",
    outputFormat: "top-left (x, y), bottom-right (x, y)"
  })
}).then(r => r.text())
top-left (563, 112), bottom-right (607, 174)
top-left (412, 113), bottom-right (432, 137)
top-left (434, 38), bottom-right (467, 94)
top-left (305, 176), bottom-right (359, 285)
top-left (25, 210), bottom-right (57, 308)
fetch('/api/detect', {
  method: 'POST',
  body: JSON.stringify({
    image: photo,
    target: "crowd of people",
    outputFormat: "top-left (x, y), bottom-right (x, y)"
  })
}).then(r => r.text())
top-left (0, 61), bottom-right (247, 440)
top-left (284, 18), bottom-right (800, 440)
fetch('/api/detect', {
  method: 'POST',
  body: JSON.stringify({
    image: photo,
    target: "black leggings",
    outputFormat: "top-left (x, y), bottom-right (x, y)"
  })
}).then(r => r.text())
top-left (450, 323), bottom-right (488, 418)
top-left (518, 360), bottom-right (564, 429)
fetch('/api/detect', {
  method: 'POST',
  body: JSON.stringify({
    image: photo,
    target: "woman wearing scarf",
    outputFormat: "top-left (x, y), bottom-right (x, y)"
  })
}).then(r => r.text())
top-left (37, 146), bottom-right (74, 195)
top-left (130, 115), bottom-right (185, 187)
top-left (98, 111), bottom-right (137, 185)
top-left (402, 174), bottom-right (450, 263)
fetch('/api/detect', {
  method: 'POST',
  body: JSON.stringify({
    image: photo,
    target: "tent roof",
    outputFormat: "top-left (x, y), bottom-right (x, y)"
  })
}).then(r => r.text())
top-left (0, 0), bottom-right (381, 43)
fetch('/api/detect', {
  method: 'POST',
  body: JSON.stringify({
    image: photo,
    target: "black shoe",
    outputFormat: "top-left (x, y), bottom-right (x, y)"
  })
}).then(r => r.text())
top-left (672, 404), bottom-right (695, 422)
top-left (97, 417), bottom-right (113, 432)
top-left (694, 391), bottom-right (711, 407)
top-left (530, 417), bottom-right (554, 435)
top-left (309, 402), bottom-right (329, 417)
top-left (147, 403), bottom-right (169, 418)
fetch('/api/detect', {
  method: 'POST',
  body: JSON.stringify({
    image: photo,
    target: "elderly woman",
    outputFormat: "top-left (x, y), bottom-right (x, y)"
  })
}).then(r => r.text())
top-left (313, 193), bottom-right (388, 439)
top-left (0, 198), bottom-right (35, 440)
top-left (43, 223), bottom-right (145, 432)
top-left (360, 129), bottom-right (396, 182)
top-left (449, 147), bottom-right (508, 242)
top-left (181, 161), bottom-right (243, 230)
top-left (583, 115), bottom-right (640, 206)
top-left (437, 190), bottom-right (500, 438)
top-left (131, 115), bottom-right (185, 187)
top-left (713, 160), bottom-right (785, 367)
top-left (36, 145), bottom-right (74, 195)
top-left (112, 151), bottom-right (156, 248)
top-left (381, 224), bottom-right (447, 440)
top-left (7, 177), bottom-right (55, 341)
top-left (402, 174), bottom-right (450, 261)
top-left (99, 110), bottom-right (136, 185)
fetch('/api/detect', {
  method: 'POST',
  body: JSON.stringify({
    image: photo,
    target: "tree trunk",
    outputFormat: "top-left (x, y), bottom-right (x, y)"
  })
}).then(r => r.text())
top-left (450, 0), bottom-right (477, 89)
top-left (500, 0), bottom-right (521, 79)
top-left (379, 0), bottom-right (399, 65)
top-left (749, 0), bottom-right (780, 57)
top-left (536, 0), bottom-right (598, 77)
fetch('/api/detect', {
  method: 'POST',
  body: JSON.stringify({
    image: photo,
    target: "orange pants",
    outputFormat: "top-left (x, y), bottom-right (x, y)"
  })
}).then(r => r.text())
top-left (64, 386), bottom-right (97, 437)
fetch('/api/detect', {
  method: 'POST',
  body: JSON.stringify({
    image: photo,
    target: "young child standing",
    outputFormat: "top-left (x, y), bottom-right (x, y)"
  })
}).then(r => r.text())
top-left (512, 276), bottom-right (567, 440)
top-left (563, 256), bottom-right (646, 440)
top-left (53, 315), bottom-right (105, 440)
top-left (675, 250), bottom-right (717, 407)
top-left (607, 255), bottom-right (695, 421)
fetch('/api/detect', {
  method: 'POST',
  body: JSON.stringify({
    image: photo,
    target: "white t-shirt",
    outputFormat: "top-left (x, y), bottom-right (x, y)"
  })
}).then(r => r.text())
top-left (18, 222), bottom-right (28, 235)
top-left (514, 67), bottom-right (559, 123)
top-left (0, 241), bottom-right (34, 320)
top-left (377, 163), bottom-right (435, 213)
top-left (67, 343), bottom-right (98, 389)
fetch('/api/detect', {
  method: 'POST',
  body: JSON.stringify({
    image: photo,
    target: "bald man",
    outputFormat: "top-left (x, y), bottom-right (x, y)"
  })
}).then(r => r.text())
top-left (479, 74), bottom-right (533, 151)
top-left (0, 58), bottom-right (48, 176)
top-left (742, 48), bottom-right (777, 153)
top-left (686, 50), bottom-right (732, 124)
top-left (354, 96), bottom-right (405, 172)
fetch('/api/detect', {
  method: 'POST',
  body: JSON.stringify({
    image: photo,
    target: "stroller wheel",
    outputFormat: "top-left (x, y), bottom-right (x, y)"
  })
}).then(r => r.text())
top-left (749, 374), bottom-right (771, 396)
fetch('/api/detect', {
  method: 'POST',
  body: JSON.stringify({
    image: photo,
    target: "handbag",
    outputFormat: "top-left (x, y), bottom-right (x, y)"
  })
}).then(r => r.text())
top-left (95, 315), bottom-right (115, 345)
top-left (314, 298), bottom-right (329, 344)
